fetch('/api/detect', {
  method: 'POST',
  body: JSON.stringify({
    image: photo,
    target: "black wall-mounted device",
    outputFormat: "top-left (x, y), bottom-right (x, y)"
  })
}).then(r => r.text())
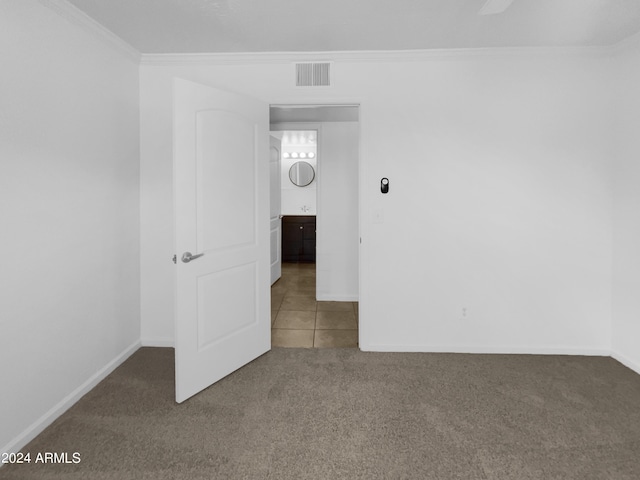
top-left (381, 177), bottom-right (389, 194)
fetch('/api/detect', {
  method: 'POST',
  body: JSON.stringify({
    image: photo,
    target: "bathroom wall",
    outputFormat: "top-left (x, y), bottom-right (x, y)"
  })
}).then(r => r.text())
top-left (280, 130), bottom-right (317, 215)
top-left (272, 123), bottom-right (360, 301)
top-left (316, 122), bottom-right (359, 301)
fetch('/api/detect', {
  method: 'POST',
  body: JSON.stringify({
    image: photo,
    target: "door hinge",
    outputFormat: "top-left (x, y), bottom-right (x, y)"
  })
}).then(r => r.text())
top-left (172, 254), bottom-right (177, 264)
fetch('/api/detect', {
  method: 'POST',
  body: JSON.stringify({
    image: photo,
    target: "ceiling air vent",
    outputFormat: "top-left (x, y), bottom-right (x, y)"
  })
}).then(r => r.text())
top-left (295, 62), bottom-right (331, 87)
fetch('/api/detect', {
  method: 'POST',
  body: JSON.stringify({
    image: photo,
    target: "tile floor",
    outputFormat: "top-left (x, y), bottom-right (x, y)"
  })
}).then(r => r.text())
top-left (271, 263), bottom-right (358, 348)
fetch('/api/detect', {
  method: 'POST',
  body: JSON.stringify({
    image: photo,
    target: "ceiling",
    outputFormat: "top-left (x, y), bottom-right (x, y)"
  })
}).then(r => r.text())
top-left (66, 0), bottom-right (640, 54)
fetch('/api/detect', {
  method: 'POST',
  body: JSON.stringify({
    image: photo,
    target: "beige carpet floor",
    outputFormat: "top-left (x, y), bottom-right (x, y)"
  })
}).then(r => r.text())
top-left (2, 348), bottom-right (640, 479)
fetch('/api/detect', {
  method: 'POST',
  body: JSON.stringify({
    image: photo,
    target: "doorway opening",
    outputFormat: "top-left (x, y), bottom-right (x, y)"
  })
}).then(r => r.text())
top-left (269, 105), bottom-right (360, 348)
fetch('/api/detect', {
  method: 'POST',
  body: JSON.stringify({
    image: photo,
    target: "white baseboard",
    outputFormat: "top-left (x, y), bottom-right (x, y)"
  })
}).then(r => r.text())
top-left (360, 343), bottom-right (612, 356)
top-left (141, 337), bottom-right (175, 347)
top-left (611, 351), bottom-right (640, 375)
top-left (316, 294), bottom-right (359, 302)
top-left (1, 340), bottom-right (140, 456)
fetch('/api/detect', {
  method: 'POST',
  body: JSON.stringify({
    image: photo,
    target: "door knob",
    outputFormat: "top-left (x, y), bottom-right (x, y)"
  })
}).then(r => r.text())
top-left (181, 251), bottom-right (204, 263)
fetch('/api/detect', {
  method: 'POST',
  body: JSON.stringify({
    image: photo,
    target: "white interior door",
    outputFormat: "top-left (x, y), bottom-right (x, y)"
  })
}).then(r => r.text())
top-left (173, 78), bottom-right (270, 403)
top-left (269, 135), bottom-right (282, 285)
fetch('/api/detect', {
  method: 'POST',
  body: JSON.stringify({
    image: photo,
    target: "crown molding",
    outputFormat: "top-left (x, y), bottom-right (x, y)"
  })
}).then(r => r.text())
top-left (140, 51), bottom-right (337, 66)
top-left (38, 0), bottom-right (141, 63)
top-left (139, 45), bottom-right (612, 66)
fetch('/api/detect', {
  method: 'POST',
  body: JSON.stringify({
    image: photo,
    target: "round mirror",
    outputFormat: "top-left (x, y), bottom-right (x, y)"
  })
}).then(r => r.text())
top-left (289, 161), bottom-right (315, 187)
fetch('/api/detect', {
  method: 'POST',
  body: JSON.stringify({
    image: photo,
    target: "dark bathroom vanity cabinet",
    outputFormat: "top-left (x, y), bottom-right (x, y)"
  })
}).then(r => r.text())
top-left (282, 215), bottom-right (316, 263)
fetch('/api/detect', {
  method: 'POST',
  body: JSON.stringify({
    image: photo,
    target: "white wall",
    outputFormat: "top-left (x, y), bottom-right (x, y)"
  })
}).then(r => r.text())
top-left (316, 122), bottom-right (359, 301)
top-left (612, 35), bottom-right (640, 373)
top-left (139, 50), bottom-right (613, 353)
top-left (0, 1), bottom-right (140, 453)
top-left (359, 54), bottom-right (613, 353)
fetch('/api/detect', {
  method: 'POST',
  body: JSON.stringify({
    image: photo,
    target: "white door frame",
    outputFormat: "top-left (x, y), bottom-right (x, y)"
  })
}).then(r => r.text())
top-left (269, 102), bottom-right (365, 347)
